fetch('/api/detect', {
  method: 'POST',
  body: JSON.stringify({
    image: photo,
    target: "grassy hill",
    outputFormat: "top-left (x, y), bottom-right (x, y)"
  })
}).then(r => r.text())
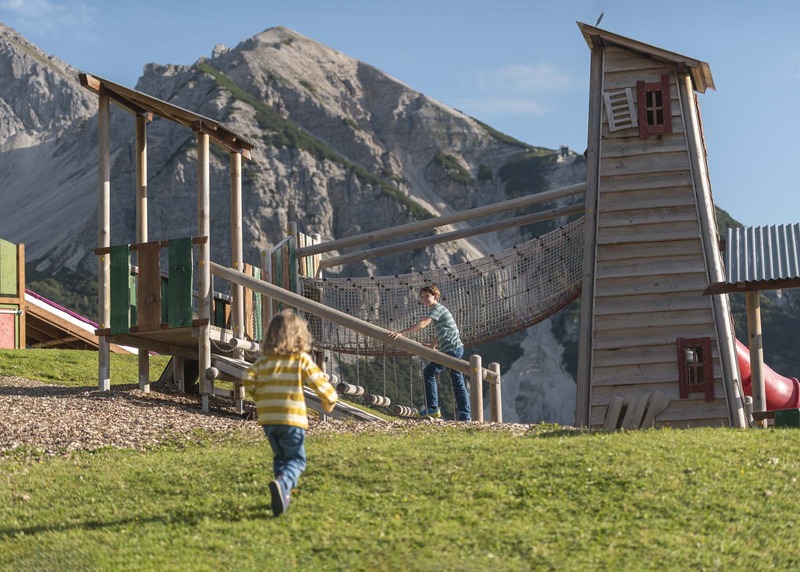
top-left (2, 350), bottom-right (800, 570)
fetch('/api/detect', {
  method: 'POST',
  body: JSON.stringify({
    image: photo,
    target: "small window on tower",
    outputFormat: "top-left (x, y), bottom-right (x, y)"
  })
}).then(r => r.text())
top-left (637, 74), bottom-right (672, 138)
top-left (677, 337), bottom-right (714, 401)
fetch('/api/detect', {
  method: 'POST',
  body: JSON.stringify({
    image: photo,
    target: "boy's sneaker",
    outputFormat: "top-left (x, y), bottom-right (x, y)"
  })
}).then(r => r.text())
top-left (269, 480), bottom-right (287, 516)
top-left (419, 408), bottom-right (441, 419)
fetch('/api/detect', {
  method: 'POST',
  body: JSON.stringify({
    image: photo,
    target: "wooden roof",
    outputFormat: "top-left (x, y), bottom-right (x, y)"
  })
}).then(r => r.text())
top-left (78, 72), bottom-right (257, 159)
top-left (577, 22), bottom-right (715, 93)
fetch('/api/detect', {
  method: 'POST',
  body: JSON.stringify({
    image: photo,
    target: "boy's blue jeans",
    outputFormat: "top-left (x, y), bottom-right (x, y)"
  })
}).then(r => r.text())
top-left (423, 346), bottom-right (471, 421)
top-left (262, 425), bottom-right (307, 495)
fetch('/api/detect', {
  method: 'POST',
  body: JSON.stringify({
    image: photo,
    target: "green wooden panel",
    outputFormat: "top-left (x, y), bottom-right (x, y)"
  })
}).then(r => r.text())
top-left (161, 276), bottom-right (169, 324)
top-left (288, 236), bottom-right (297, 293)
top-left (168, 238), bottom-right (193, 328)
top-left (0, 239), bottom-right (18, 297)
top-left (110, 245), bottom-right (132, 334)
top-left (214, 299), bottom-right (227, 327)
top-left (252, 267), bottom-right (262, 340)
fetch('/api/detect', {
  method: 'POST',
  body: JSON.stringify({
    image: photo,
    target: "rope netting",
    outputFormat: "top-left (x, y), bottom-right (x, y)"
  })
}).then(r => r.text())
top-left (301, 216), bottom-right (585, 355)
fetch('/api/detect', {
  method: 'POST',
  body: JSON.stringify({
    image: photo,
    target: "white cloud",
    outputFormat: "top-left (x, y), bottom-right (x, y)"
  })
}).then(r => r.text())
top-left (453, 62), bottom-right (580, 118)
top-left (0, 0), bottom-right (92, 35)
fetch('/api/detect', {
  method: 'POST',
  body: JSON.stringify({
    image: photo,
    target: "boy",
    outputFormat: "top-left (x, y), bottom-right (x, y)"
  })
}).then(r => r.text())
top-left (389, 285), bottom-right (471, 421)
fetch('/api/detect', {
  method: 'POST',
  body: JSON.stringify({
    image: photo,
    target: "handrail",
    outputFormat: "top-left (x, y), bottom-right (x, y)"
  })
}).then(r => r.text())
top-left (319, 201), bottom-right (585, 269)
top-left (209, 261), bottom-right (499, 383)
top-left (295, 182), bottom-right (587, 258)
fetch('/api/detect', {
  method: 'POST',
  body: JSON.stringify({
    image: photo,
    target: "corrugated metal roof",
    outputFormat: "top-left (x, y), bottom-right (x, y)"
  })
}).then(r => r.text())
top-left (726, 224), bottom-right (800, 284)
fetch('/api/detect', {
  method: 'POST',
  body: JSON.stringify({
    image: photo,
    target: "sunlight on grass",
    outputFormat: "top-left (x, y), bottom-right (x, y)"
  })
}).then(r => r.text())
top-left (2, 426), bottom-right (800, 570)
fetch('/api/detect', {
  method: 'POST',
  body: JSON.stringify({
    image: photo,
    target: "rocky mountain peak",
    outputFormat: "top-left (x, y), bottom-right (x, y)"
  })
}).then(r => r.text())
top-left (0, 22), bottom-right (94, 144)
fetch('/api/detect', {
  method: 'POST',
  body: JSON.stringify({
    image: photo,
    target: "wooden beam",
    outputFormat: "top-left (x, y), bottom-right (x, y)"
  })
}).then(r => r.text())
top-left (319, 202), bottom-right (585, 269)
top-left (296, 182), bottom-right (587, 258)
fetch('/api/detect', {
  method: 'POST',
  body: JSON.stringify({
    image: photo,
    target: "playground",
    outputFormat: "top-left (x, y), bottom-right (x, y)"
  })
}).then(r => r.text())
top-left (31, 22), bottom-right (790, 431)
top-left (4, 20), bottom-right (800, 570)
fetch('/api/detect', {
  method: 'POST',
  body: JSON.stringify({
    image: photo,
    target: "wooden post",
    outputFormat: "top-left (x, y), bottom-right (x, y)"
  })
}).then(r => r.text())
top-left (136, 113), bottom-right (150, 393)
top-left (17, 243), bottom-right (25, 347)
top-left (197, 131), bottom-right (212, 412)
top-left (574, 44), bottom-right (604, 427)
top-left (746, 290), bottom-right (767, 428)
top-left (679, 74), bottom-right (746, 429)
top-left (230, 151), bottom-right (244, 360)
top-left (173, 355), bottom-right (185, 392)
top-left (470, 354), bottom-right (483, 422)
top-left (488, 362), bottom-right (502, 423)
top-left (98, 93), bottom-right (111, 392)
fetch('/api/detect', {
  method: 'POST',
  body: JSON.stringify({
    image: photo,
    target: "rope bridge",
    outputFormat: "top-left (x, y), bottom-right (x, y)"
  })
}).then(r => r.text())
top-left (301, 216), bottom-right (585, 355)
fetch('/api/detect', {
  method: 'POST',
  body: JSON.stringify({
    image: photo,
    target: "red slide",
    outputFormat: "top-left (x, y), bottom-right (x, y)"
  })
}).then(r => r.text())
top-left (736, 339), bottom-right (800, 410)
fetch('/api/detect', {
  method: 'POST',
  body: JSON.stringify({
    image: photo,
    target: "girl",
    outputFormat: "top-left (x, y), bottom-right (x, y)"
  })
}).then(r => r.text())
top-left (244, 309), bottom-right (338, 516)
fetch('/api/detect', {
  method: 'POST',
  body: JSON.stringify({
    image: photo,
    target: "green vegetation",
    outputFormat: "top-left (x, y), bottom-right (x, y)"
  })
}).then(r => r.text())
top-left (716, 206), bottom-right (744, 234)
top-left (470, 117), bottom-right (551, 153)
top-left (343, 117), bottom-right (361, 131)
top-left (27, 268), bottom-right (100, 322)
top-left (433, 152), bottom-right (473, 186)
top-left (196, 62), bottom-right (433, 221)
top-left (0, 349), bottom-right (170, 385)
top-left (498, 152), bottom-right (559, 238)
top-left (298, 79), bottom-right (316, 94)
top-left (477, 163), bottom-right (493, 181)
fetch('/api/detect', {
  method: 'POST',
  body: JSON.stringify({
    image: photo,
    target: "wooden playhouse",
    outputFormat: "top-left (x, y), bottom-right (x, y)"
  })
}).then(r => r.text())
top-left (575, 23), bottom-right (747, 429)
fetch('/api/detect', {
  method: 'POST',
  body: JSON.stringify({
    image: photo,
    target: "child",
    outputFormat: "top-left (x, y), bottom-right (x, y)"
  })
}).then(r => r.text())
top-left (244, 309), bottom-right (338, 517)
top-left (389, 285), bottom-right (471, 421)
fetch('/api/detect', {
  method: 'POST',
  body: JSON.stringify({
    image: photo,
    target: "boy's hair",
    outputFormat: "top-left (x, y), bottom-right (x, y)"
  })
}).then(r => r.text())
top-left (263, 309), bottom-right (312, 355)
top-left (420, 285), bottom-right (441, 300)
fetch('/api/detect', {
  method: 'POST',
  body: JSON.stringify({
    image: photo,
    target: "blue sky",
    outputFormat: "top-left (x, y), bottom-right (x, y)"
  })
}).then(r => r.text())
top-left (2, 0), bottom-right (799, 228)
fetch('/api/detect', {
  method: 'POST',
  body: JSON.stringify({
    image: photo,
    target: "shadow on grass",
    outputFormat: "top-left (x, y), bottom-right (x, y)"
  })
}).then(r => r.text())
top-left (0, 503), bottom-right (275, 539)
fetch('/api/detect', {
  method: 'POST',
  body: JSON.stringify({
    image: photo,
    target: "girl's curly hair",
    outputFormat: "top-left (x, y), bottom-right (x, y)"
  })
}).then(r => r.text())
top-left (262, 309), bottom-right (312, 355)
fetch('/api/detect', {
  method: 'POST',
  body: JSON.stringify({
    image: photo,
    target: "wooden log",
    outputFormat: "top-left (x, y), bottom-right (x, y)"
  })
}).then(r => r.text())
top-left (297, 182), bottom-right (587, 258)
top-left (391, 405), bottom-right (418, 417)
top-left (336, 382), bottom-right (365, 396)
top-left (365, 394), bottom-right (391, 407)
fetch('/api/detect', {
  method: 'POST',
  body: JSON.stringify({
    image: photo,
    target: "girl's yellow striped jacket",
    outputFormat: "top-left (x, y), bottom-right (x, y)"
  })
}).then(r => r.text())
top-left (244, 352), bottom-right (338, 429)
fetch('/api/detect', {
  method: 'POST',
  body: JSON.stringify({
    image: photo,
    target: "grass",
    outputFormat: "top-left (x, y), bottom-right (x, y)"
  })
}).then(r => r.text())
top-left (0, 349), bottom-right (171, 386)
top-left (3, 350), bottom-right (800, 570)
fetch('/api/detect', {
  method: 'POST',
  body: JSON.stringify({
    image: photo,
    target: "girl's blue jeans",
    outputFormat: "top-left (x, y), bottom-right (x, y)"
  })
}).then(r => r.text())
top-left (423, 346), bottom-right (471, 421)
top-left (262, 425), bottom-right (307, 495)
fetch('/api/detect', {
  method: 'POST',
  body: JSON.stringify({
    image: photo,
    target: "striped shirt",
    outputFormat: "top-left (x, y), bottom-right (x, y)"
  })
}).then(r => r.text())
top-left (243, 352), bottom-right (338, 429)
top-left (427, 303), bottom-right (463, 353)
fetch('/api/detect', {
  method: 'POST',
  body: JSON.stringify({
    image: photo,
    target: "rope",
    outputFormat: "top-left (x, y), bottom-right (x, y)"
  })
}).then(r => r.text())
top-left (302, 217), bottom-right (585, 355)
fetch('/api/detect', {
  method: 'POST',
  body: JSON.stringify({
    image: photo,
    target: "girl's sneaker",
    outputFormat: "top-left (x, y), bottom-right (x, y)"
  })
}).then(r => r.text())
top-left (418, 408), bottom-right (441, 419)
top-left (269, 480), bottom-right (287, 516)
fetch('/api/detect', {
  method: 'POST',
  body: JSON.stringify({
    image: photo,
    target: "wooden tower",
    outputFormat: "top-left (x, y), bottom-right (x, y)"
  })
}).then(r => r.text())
top-left (575, 23), bottom-right (747, 429)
